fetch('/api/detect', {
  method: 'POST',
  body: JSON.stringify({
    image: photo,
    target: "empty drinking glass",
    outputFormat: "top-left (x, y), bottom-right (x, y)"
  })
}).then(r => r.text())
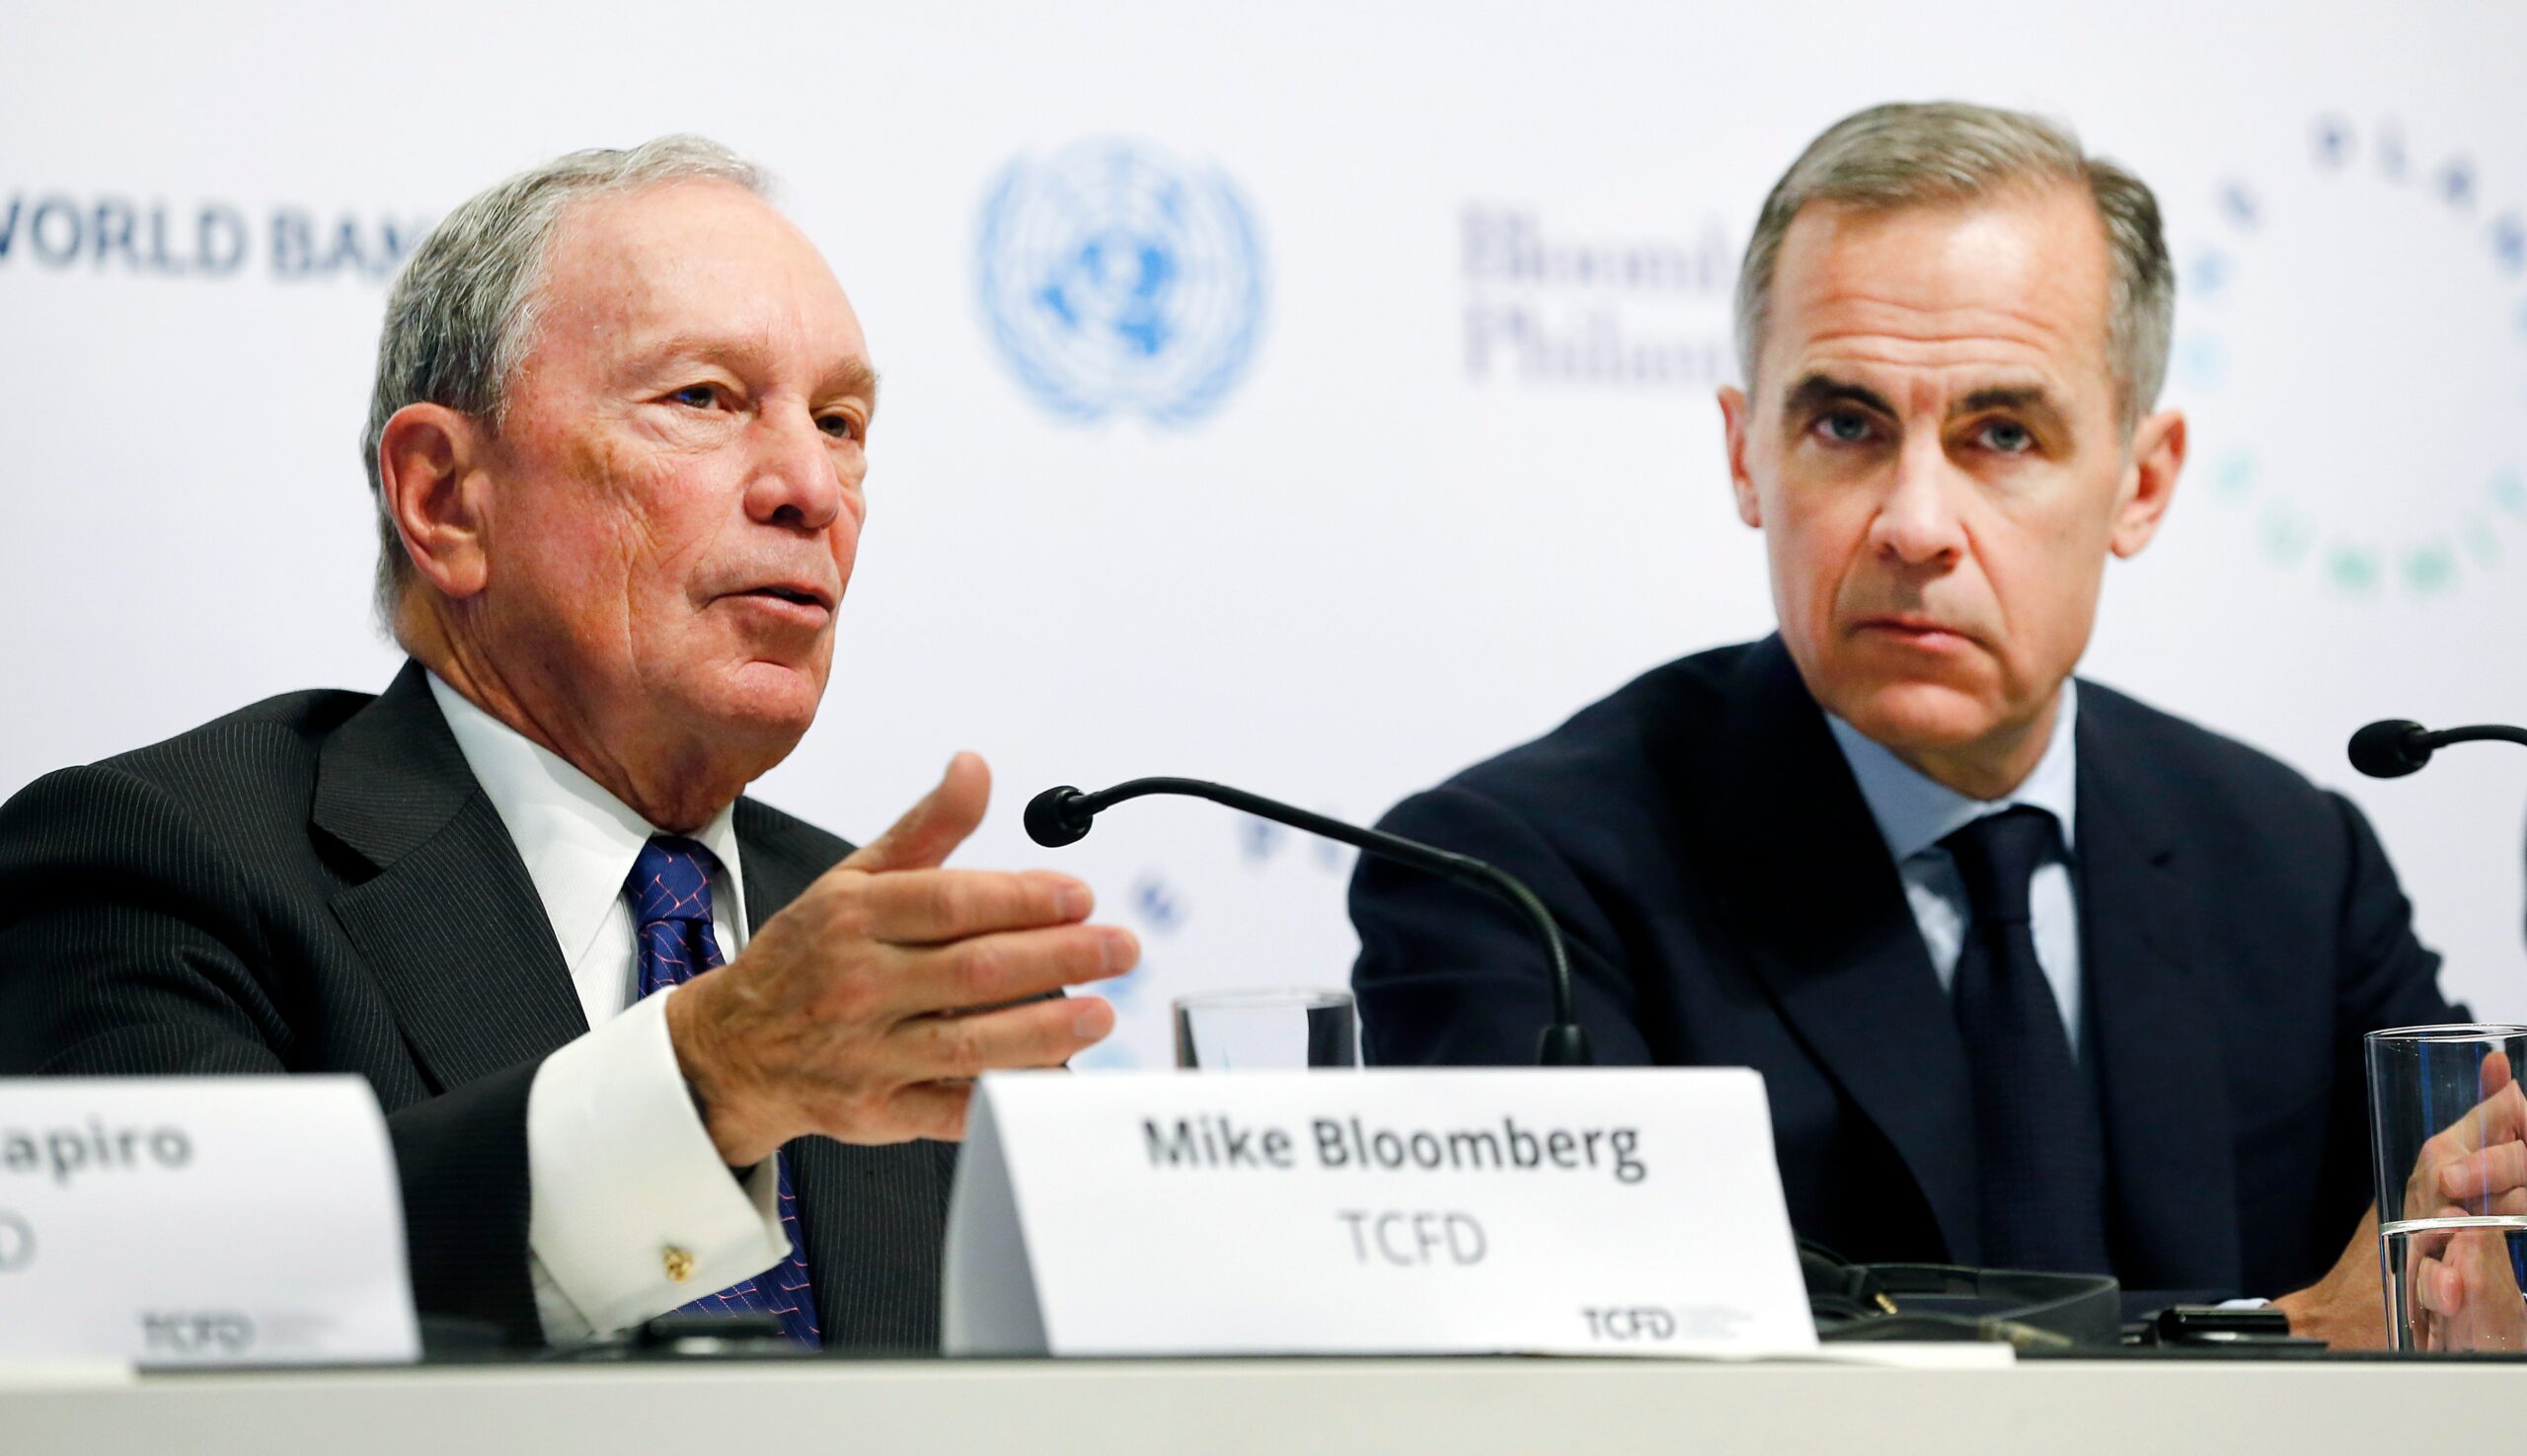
top-left (1172, 989), bottom-right (1358, 1070)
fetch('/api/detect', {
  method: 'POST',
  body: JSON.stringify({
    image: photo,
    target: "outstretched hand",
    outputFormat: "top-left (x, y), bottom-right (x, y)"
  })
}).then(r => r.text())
top-left (665, 752), bottom-right (1135, 1167)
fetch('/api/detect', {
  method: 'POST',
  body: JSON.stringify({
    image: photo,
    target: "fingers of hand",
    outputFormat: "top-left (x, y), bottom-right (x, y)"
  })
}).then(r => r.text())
top-left (2417, 1087), bottom-right (2527, 1167)
top-left (2454, 1082), bottom-right (2527, 1156)
top-left (892, 995), bottom-right (1116, 1081)
top-left (900, 922), bottom-right (1137, 1017)
top-left (2439, 1139), bottom-right (2527, 1203)
top-left (858, 869), bottom-right (1094, 945)
top-left (840, 752), bottom-right (992, 875)
top-left (2415, 1254), bottom-right (2466, 1315)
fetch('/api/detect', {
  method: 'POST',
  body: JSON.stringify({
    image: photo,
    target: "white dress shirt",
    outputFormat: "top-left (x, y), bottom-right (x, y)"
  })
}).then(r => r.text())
top-left (1824, 681), bottom-right (2085, 1054)
top-left (425, 675), bottom-right (793, 1343)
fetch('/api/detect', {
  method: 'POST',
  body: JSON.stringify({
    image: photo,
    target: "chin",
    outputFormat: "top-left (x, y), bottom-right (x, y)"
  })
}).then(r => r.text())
top-left (700, 658), bottom-right (826, 752)
top-left (1832, 678), bottom-right (2005, 756)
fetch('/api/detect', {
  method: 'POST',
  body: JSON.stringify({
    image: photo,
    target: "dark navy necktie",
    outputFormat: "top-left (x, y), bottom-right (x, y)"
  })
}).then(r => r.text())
top-left (628, 836), bottom-right (821, 1348)
top-left (1941, 806), bottom-right (2111, 1275)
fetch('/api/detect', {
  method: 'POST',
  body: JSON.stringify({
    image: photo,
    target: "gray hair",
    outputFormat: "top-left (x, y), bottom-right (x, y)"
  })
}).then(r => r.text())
top-left (1732, 101), bottom-right (2174, 431)
top-left (359, 135), bottom-right (768, 624)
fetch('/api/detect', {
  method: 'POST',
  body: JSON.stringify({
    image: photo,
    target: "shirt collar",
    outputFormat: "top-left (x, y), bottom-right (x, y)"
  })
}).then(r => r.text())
top-left (1824, 679), bottom-right (2080, 864)
top-left (424, 672), bottom-right (747, 967)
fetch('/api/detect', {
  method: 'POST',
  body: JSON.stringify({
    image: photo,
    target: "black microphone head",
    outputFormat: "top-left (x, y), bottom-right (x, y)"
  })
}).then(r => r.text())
top-left (1024, 786), bottom-right (1095, 847)
top-left (2349, 720), bottom-right (2433, 779)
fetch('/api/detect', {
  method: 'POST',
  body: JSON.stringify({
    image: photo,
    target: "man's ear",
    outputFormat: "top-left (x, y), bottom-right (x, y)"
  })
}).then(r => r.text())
top-left (377, 403), bottom-right (494, 599)
top-left (1719, 384), bottom-right (1762, 528)
top-left (2109, 408), bottom-right (2186, 559)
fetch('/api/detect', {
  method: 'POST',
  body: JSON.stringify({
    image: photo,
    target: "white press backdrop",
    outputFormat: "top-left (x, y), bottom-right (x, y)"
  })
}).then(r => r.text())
top-left (4, 0), bottom-right (2525, 1067)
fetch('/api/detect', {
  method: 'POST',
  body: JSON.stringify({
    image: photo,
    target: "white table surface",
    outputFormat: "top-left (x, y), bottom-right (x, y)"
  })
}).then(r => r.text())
top-left (7, 1352), bottom-right (2516, 1456)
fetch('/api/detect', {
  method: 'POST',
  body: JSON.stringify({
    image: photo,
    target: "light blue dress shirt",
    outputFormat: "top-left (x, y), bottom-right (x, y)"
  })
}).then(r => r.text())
top-left (1824, 682), bottom-right (2085, 1055)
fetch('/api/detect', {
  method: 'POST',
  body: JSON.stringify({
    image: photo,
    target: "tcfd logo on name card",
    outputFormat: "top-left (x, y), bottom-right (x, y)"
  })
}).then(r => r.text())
top-left (2177, 115), bottom-right (2527, 600)
top-left (976, 139), bottom-right (1267, 424)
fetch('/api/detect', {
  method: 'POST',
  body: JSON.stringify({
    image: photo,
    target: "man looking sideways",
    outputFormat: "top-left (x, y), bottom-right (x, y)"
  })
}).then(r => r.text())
top-left (1350, 102), bottom-right (2495, 1344)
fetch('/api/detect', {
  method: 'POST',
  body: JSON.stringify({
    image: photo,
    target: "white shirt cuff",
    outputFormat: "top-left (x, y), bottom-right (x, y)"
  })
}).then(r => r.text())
top-left (525, 985), bottom-right (788, 1341)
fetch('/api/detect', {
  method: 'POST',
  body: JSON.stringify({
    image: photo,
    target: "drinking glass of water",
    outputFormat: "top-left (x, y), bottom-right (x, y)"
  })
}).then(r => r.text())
top-left (1173, 988), bottom-right (1358, 1070)
top-left (2367, 1024), bottom-right (2527, 1352)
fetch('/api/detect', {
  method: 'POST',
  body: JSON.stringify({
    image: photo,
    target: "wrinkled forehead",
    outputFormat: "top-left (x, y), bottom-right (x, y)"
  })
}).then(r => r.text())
top-left (1762, 188), bottom-right (2114, 408)
top-left (531, 179), bottom-right (869, 378)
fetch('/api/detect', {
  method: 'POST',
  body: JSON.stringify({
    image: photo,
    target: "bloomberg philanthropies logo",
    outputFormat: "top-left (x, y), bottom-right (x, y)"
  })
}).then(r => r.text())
top-left (1460, 203), bottom-right (1738, 389)
top-left (0, 190), bottom-right (430, 282)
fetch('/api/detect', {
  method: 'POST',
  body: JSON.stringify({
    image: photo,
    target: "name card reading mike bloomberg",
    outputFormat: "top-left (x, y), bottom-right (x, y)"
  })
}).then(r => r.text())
top-left (946, 1070), bottom-right (1816, 1357)
top-left (1143, 1113), bottom-right (1646, 1270)
top-left (1143, 1112), bottom-right (1647, 1182)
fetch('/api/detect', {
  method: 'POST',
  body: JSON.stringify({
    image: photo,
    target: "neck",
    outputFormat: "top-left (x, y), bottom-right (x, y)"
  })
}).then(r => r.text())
top-left (1884, 690), bottom-right (2062, 802)
top-left (398, 599), bottom-right (747, 834)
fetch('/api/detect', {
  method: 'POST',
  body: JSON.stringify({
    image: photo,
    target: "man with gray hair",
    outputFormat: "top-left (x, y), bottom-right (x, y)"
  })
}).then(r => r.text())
top-left (1351, 101), bottom-right (2472, 1343)
top-left (0, 136), bottom-right (1135, 1349)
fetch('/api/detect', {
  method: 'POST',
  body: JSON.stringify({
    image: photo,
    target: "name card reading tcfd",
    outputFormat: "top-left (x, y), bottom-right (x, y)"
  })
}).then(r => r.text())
top-left (944, 1069), bottom-right (1816, 1357)
top-left (0, 1077), bottom-right (420, 1367)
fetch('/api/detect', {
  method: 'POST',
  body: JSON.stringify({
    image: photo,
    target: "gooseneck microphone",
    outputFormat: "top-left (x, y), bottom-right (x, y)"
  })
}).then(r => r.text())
top-left (2348, 720), bottom-right (2527, 779)
top-left (1025, 778), bottom-right (1593, 1066)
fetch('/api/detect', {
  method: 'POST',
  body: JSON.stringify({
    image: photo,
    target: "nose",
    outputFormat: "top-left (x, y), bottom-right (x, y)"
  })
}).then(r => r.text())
top-left (743, 404), bottom-right (847, 533)
top-left (1866, 431), bottom-right (1967, 570)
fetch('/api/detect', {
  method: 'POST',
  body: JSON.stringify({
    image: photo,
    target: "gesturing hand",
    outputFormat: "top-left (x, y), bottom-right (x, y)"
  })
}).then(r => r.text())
top-left (664, 752), bottom-right (1134, 1167)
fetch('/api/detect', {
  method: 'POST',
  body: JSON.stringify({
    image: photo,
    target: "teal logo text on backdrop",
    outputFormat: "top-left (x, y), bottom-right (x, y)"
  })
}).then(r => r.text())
top-left (976, 139), bottom-right (1266, 424)
top-left (2180, 115), bottom-right (2527, 599)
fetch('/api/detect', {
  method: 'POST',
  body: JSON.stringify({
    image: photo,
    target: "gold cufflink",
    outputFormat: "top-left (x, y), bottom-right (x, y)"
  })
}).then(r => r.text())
top-left (663, 1247), bottom-right (695, 1284)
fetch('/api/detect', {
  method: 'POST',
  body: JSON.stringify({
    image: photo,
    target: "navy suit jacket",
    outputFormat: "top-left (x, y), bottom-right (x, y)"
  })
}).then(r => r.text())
top-left (0, 662), bottom-right (955, 1347)
top-left (1350, 637), bottom-right (2461, 1297)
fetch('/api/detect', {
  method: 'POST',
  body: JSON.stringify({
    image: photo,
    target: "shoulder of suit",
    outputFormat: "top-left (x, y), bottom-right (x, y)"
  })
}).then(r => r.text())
top-left (733, 796), bottom-right (857, 876)
top-left (0, 685), bottom-right (379, 862)
top-left (2075, 676), bottom-right (2346, 814)
top-left (61, 686), bottom-right (375, 794)
top-left (1406, 642), bottom-right (1754, 826)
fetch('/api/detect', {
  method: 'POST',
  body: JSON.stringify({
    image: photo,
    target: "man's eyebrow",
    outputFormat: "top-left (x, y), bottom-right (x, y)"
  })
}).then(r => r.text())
top-left (1781, 373), bottom-right (1895, 420)
top-left (635, 333), bottom-right (767, 373)
top-left (629, 335), bottom-right (880, 409)
top-left (822, 357), bottom-right (880, 411)
top-left (1954, 384), bottom-right (2057, 417)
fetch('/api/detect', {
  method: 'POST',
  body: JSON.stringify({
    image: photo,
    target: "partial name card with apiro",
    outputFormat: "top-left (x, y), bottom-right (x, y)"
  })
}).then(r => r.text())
top-left (0, 1076), bottom-right (419, 1368)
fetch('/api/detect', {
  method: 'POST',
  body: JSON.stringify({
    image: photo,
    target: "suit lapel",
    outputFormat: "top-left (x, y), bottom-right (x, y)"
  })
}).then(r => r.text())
top-left (314, 661), bottom-right (587, 1093)
top-left (738, 801), bottom-right (953, 1348)
top-left (734, 800), bottom-right (819, 941)
top-left (1693, 640), bottom-right (1983, 1262)
top-left (2075, 704), bottom-right (2241, 1291)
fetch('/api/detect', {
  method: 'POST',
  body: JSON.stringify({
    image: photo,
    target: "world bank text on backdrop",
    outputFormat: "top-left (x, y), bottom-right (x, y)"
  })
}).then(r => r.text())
top-left (1460, 204), bottom-right (1736, 388)
top-left (0, 192), bottom-right (427, 281)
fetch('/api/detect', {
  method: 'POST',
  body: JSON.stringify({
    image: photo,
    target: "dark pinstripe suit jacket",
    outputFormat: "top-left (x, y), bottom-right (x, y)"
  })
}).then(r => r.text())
top-left (0, 660), bottom-right (956, 1348)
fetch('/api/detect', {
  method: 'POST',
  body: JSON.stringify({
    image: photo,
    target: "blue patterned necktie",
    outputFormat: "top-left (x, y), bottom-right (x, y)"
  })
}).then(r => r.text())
top-left (627, 836), bottom-right (820, 1348)
top-left (1942, 806), bottom-right (2111, 1275)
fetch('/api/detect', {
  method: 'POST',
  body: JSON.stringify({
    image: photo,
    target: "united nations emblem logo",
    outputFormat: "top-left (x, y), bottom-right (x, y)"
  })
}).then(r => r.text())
top-left (976, 139), bottom-right (1267, 424)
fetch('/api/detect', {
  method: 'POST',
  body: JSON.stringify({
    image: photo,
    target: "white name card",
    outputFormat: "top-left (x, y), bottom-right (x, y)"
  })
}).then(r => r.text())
top-left (0, 1077), bottom-right (420, 1368)
top-left (945, 1068), bottom-right (1817, 1358)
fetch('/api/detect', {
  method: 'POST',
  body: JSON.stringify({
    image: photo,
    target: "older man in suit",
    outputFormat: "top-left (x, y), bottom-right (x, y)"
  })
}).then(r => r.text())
top-left (0, 137), bottom-right (1135, 1349)
top-left (1348, 103), bottom-right (2501, 1346)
